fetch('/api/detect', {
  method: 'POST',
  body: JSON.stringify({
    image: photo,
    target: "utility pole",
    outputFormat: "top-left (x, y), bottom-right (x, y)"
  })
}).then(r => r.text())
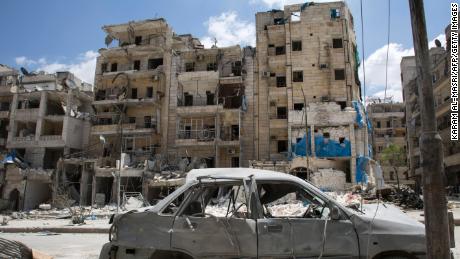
top-left (408, 0), bottom-right (450, 258)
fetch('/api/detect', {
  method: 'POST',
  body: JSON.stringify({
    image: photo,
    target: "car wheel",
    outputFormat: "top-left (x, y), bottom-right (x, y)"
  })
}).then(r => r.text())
top-left (0, 237), bottom-right (33, 259)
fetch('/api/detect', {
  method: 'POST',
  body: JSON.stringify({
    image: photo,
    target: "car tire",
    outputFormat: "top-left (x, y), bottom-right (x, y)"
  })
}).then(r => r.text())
top-left (0, 237), bottom-right (33, 259)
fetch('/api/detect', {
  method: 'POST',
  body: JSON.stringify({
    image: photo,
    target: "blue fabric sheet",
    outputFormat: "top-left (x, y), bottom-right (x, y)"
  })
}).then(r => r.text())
top-left (356, 156), bottom-right (370, 184)
top-left (293, 133), bottom-right (351, 158)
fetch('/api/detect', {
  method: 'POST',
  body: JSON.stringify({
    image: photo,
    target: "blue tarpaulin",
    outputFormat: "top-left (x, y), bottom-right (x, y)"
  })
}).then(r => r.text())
top-left (356, 156), bottom-right (370, 184)
top-left (1, 150), bottom-right (16, 164)
top-left (293, 133), bottom-right (351, 158)
top-left (352, 101), bottom-right (364, 128)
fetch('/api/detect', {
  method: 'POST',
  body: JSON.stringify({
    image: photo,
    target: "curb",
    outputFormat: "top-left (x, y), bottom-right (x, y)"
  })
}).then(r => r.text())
top-left (417, 219), bottom-right (460, 226)
top-left (0, 227), bottom-right (109, 234)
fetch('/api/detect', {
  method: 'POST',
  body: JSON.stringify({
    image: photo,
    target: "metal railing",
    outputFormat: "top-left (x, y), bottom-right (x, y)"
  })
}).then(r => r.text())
top-left (177, 129), bottom-right (215, 141)
top-left (177, 96), bottom-right (216, 107)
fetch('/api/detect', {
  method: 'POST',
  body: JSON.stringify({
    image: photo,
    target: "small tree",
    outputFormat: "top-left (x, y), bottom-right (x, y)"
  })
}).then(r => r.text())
top-left (380, 144), bottom-right (407, 190)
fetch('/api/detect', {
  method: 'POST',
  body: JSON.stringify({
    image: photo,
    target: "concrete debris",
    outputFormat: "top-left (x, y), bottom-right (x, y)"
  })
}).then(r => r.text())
top-left (123, 197), bottom-right (144, 211)
top-left (328, 192), bottom-right (362, 208)
top-left (311, 168), bottom-right (346, 191)
top-left (267, 202), bottom-right (309, 217)
top-left (38, 204), bottom-right (51, 210)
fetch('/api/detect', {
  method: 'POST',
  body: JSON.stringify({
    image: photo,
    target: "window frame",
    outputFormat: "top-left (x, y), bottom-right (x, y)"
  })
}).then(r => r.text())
top-left (293, 71), bottom-right (304, 82)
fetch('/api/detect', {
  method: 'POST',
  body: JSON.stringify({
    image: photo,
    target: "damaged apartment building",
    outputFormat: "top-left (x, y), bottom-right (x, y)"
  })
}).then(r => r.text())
top-left (367, 102), bottom-right (411, 186)
top-left (402, 24), bottom-right (459, 191)
top-left (1, 71), bottom-right (92, 210)
top-left (250, 2), bottom-right (372, 189)
top-left (89, 18), bottom-right (256, 206)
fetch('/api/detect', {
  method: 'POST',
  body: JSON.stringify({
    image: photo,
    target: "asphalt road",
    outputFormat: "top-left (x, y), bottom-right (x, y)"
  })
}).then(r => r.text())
top-left (1, 228), bottom-right (460, 258)
top-left (0, 233), bottom-right (107, 259)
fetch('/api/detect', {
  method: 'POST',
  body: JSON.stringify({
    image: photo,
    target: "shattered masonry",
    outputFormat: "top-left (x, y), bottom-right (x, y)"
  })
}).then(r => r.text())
top-left (401, 24), bottom-right (460, 191)
top-left (0, 1), bottom-right (380, 210)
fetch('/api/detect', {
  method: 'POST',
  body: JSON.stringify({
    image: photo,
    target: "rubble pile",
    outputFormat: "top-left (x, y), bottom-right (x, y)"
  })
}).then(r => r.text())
top-left (382, 186), bottom-right (423, 210)
top-left (267, 202), bottom-right (309, 217)
top-left (328, 192), bottom-right (362, 208)
top-left (311, 169), bottom-right (346, 191)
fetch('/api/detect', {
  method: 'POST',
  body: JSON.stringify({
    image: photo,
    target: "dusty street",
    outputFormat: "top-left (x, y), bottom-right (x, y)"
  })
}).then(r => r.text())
top-left (1, 228), bottom-right (459, 258)
top-left (0, 233), bottom-right (106, 259)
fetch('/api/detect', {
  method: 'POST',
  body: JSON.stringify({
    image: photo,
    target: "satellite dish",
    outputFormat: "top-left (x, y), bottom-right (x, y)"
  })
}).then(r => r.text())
top-left (435, 39), bottom-right (442, 48)
top-left (20, 67), bottom-right (30, 76)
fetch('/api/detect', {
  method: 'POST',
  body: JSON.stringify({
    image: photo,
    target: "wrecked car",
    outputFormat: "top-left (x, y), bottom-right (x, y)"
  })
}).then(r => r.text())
top-left (99, 168), bottom-right (426, 259)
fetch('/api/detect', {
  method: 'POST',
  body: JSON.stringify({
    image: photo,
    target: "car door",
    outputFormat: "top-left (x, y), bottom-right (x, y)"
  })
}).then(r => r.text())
top-left (255, 180), bottom-right (359, 258)
top-left (171, 181), bottom-right (257, 258)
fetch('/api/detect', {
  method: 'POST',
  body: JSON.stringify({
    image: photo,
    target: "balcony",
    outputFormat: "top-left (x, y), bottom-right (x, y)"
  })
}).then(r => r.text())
top-left (175, 128), bottom-right (216, 146)
top-left (91, 123), bottom-right (155, 135)
top-left (289, 109), bottom-right (355, 127)
top-left (15, 108), bottom-right (39, 120)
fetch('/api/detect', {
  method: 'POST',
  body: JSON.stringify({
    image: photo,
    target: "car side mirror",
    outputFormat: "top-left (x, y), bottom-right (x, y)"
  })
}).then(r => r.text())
top-left (330, 206), bottom-right (341, 220)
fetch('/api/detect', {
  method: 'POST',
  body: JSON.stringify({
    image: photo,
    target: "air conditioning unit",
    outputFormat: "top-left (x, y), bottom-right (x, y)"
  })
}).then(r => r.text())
top-left (262, 71), bottom-right (271, 77)
top-left (270, 101), bottom-right (277, 106)
top-left (228, 149), bottom-right (236, 155)
top-left (319, 64), bottom-right (329, 69)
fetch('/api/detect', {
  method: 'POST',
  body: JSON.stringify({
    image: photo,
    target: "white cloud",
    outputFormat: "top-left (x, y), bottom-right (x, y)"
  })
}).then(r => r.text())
top-left (15, 56), bottom-right (36, 66)
top-left (251, 0), bottom-right (339, 9)
top-left (201, 11), bottom-right (256, 48)
top-left (14, 50), bottom-right (98, 84)
top-left (361, 34), bottom-right (446, 102)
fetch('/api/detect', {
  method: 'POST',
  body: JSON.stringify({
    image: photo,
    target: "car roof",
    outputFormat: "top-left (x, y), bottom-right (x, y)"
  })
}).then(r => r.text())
top-left (186, 168), bottom-right (303, 183)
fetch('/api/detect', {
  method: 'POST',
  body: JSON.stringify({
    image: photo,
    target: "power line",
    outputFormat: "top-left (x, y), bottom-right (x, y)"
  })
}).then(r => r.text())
top-left (384, 0), bottom-right (391, 102)
top-left (360, 0), bottom-right (367, 105)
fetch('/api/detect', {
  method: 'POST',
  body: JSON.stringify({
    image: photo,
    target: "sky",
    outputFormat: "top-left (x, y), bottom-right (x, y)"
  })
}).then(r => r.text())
top-left (0, 0), bottom-right (453, 102)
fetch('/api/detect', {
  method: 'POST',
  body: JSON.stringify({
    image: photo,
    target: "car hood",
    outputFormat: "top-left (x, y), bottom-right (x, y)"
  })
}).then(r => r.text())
top-left (349, 203), bottom-right (425, 235)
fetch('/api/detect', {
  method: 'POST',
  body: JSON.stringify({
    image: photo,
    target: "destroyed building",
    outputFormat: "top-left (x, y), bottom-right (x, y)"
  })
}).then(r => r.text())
top-left (1, 71), bottom-right (92, 210)
top-left (401, 24), bottom-right (459, 191)
top-left (251, 2), bottom-right (371, 188)
top-left (88, 18), bottom-right (257, 206)
top-left (367, 102), bottom-right (411, 185)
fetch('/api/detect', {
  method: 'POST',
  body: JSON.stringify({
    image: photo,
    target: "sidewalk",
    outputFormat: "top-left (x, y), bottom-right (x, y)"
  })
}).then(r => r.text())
top-left (0, 218), bottom-right (110, 234)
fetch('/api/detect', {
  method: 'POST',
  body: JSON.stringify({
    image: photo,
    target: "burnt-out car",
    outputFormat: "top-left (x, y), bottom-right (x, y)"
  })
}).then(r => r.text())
top-left (99, 168), bottom-right (426, 259)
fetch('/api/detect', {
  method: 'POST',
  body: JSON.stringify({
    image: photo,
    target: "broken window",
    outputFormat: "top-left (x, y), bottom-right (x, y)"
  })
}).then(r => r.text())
top-left (274, 18), bottom-right (285, 25)
top-left (185, 62), bottom-right (195, 72)
top-left (275, 46), bottom-right (286, 55)
top-left (292, 40), bottom-right (302, 51)
top-left (291, 11), bottom-right (301, 22)
top-left (377, 121), bottom-right (381, 128)
top-left (181, 183), bottom-right (248, 218)
top-left (110, 63), bottom-right (118, 72)
top-left (232, 61), bottom-right (242, 76)
top-left (294, 103), bottom-right (304, 110)
top-left (144, 116), bottom-right (152, 128)
top-left (334, 69), bottom-right (345, 80)
top-left (332, 38), bottom-right (343, 48)
top-left (128, 117), bottom-right (136, 124)
top-left (257, 182), bottom-right (328, 218)
top-left (277, 107), bottom-right (287, 119)
top-left (330, 8), bottom-right (341, 19)
top-left (206, 91), bottom-right (215, 105)
top-left (386, 121), bottom-right (391, 128)
top-left (277, 140), bottom-right (288, 153)
top-left (148, 58), bottom-right (163, 70)
top-left (101, 63), bottom-right (108, 73)
top-left (276, 76), bottom-right (286, 87)
top-left (161, 188), bottom-right (191, 215)
top-left (184, 93), bottom-right (193, 106)
top-left (207, 63), bottom-right (217, 71)
top-left (133, 60), bottom-right (141, 70)
top-left (131, 88), bottom-right (137, 99)
top-left (293, 71), bottom-right (304, 82)
top-left (231, 157), bottom-right (239, 168)
top-left (135, 36), bottom-right (142, 45)
top-left (146, 87), bottom-right (153, 98)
